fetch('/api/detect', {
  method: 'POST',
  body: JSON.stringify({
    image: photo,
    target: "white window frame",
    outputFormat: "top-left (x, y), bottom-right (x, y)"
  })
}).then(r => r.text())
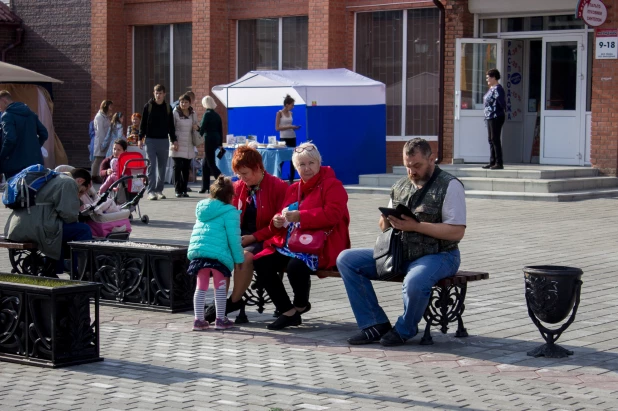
top-left (353, 10), bottom-right (439, 142)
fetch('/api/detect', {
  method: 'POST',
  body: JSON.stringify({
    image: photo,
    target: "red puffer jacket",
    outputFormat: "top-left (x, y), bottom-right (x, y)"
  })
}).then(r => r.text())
top-left (232, 172), bottom-right (289, 242)
top-left (256, 166), bottom-right (351, 269)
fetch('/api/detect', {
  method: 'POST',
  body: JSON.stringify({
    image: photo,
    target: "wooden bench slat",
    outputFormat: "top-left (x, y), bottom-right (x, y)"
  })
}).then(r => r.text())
top-left (0, 235), bottom-right (37, 250)
top-left (314, 269), bottom-right (489, 285)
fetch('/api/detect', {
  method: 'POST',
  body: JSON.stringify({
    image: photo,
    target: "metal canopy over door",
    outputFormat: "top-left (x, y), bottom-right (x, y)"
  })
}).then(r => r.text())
top-left (540, 34), bottom-right (586, 165)
top-left (454, 38), bottom-right (503, 163)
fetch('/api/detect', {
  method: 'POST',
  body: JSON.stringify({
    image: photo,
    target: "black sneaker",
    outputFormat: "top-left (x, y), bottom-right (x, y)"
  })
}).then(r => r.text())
top-left (481, 164), bottom-right (493, 169)
top-left (347, 322), bottom-right (392, 345)
top-left (380, 328), bottom-right (407, 347)
top-left (267, 311), bottom-right (302, 330)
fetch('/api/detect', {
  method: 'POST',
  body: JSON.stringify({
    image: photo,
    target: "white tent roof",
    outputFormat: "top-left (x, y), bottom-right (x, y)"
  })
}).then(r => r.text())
top-left (0, 61), bottom-right (62, 84)
top-left (212, 69), bottom-right (385, 108)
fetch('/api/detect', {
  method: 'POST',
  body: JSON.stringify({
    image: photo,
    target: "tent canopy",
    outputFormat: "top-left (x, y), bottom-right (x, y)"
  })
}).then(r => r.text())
top-left (0, 61), bottom-right (62, 84)
top-left (212, 68), bottom-right (385, 108)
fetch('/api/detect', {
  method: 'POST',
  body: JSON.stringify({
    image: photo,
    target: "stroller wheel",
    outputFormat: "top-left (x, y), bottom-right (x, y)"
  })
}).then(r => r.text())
top-left (141, 215), bottom-right (149, 224)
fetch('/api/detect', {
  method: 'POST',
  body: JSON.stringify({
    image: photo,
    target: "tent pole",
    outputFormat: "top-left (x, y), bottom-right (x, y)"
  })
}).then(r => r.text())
top-left (432, 0), bottom-right (445, 165)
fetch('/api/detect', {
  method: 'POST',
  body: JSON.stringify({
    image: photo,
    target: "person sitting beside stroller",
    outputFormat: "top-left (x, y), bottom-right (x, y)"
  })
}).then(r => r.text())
top-left (99, 139), bottom-right (127, 193)
top-left (3, 168), bottom-right (93, 277)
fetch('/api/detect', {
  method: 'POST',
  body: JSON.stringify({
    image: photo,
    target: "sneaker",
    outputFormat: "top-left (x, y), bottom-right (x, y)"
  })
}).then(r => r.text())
top-left (215, 317), bottom-right (234, 330)
top-left (347, 322), bottom-right (392, 345)
top-left (156, 192), bottom-right (166, 200)
top-left (380, 328), bottom-right (407, 347)
top-left (192, 319), bottom-right (209, 331)
top-left (147, 193), bottom-right (158, 201)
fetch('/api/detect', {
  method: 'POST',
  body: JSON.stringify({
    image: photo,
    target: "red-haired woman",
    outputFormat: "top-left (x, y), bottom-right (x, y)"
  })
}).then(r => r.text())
top-left (204, 146), bottom-right (289, 323)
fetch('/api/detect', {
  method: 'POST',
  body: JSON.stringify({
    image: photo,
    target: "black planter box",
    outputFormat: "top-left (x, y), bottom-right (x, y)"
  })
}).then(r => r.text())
top-left (69, 240), bottom-right (195, 312)
top-left (0, 273), bottom-right (103, 368)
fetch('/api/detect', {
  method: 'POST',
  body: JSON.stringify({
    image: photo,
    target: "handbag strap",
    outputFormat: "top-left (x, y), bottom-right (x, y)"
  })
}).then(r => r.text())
top-left (296, 183), bottom-right (333, 235)
top-left (411, 166), bottom-right (442, 209)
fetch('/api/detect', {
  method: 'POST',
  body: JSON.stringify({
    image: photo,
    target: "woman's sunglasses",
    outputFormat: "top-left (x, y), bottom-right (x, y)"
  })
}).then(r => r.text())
top-left (294, 145), bottom-right (316, 154)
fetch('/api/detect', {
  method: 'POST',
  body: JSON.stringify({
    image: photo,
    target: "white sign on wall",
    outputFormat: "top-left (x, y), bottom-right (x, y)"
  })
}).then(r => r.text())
top-left (576, 0), bottom-right (608, 27)
top-left (505, 40), bottom-right (524, 122)
top-left (596, 28), bottom-right (618, 59)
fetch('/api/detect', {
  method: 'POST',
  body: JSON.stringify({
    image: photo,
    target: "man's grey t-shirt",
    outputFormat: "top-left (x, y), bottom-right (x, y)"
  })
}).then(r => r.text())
top-left (388, 179), bottom-right (466, 225)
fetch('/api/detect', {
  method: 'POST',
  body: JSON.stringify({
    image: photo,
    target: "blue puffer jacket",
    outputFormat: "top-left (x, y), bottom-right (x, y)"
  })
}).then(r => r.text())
top-left (187, 198), bottom-right (244, 272)
top-left (0, 102), bottom-right (48, 176)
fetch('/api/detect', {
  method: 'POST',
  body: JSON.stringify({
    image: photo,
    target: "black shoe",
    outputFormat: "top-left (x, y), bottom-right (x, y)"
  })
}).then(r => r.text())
top-left (198, 189), bottom-right (208, 194)
top-left (380, 328), bottom-right (407, 347)
top-left (347, 322), bottom-right (392, 345)
top-left (175, 193), bottom-right (183, 198)
top-left (267, 311), bottom-right (302, 330)
top-left (481, 164), bottom-right (493, 169)
top-left (204, 297), bottom-right (245, 323)
top-left (182, 193), bottom-right (190, 198)
top-left (490, 164), bottom-right (504, 170)
top-left (186, 188), bottom-right (193, 192)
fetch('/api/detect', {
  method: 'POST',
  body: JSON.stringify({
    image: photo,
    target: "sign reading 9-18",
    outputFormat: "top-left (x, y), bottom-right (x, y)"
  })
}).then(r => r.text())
top-left (596, 28), bottom-right (617, 59)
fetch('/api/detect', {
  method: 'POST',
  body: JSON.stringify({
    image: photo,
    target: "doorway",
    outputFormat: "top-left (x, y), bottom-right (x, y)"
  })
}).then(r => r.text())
top-left (454, 33), bottom-right (588, 165)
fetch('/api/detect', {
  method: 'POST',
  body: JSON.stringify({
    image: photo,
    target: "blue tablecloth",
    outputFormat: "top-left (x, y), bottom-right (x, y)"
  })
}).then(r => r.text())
top-left (215, 147), bottom-right (294, 179)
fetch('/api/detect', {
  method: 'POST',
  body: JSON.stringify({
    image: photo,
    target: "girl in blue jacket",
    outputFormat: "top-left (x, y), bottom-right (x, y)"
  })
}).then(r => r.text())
top-left (187, 176), bottom-right (244, 331)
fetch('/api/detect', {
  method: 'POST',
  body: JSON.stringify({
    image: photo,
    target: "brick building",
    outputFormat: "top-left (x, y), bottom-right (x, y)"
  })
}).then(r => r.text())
top-left (2, 0), bottom-right (618, 175)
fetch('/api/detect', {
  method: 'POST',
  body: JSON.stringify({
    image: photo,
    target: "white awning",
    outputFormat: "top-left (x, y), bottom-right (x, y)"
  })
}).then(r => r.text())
top-left (212, 68), bottom-right (385, 108)
top-left (0, 61), bottom-right (62, 84)
top-left (469, 0), bottom-right (575, 15)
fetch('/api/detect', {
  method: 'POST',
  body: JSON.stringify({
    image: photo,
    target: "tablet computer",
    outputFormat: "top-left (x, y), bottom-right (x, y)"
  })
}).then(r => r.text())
top-left (378, 204), bottom-right (419, 222)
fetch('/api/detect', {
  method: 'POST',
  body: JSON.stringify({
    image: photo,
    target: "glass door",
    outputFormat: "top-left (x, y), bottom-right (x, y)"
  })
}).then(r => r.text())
top-left (540, 35), bottom-right (586, 165)
top-left (454, 39), bottom-right (503, 163)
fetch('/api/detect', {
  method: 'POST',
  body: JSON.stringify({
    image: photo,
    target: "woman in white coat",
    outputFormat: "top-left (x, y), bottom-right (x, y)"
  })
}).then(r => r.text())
top-left (92, 100), bottom-right (113, 183)
top-left (170, 93), bottom-right (197, 198)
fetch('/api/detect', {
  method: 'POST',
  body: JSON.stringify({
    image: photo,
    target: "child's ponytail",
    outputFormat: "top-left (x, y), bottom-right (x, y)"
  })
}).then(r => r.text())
top-left (210, 175), bottom-right (234, 204)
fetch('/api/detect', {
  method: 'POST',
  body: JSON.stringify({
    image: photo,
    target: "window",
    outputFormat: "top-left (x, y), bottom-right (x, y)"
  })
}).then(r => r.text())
top-left (356, 9), bottom-right (440, 138)
top-left (133, 24), bottom-right (192, 112)
top-left (481, 15), bottom-right (585, 36)
top-left (237, 16), bottom-right (308, 78)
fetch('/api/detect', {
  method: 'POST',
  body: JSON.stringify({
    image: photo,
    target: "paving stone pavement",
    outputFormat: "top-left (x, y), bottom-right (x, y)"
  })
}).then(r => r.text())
top-left (2, 183), bottom-right (618, 410)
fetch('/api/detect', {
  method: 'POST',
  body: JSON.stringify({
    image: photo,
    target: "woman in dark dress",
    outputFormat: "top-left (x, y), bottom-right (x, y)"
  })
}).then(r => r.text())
top-left (198, 96), bottom-right (223, 193)
top-left (482, 68), bottom-right (506, 170)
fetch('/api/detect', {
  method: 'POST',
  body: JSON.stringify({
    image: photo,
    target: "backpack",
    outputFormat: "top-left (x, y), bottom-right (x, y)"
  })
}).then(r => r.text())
top-left (2, 165), bottom-right (59, 213)
top-left (88, 120), bottom-right (96, 161)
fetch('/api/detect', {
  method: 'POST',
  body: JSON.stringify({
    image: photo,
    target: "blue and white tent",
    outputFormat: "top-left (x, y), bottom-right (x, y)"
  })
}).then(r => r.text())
top-left (212, 69), bottom-right (386, 184)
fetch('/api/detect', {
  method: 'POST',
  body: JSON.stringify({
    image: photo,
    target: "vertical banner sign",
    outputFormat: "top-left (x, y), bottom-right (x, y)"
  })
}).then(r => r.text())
top-left (576, 0), bottom-right (608, 27)
top-left (596, 28), bottom-right (618, 59)
top-left (505, 40), bottom-right (523, 123)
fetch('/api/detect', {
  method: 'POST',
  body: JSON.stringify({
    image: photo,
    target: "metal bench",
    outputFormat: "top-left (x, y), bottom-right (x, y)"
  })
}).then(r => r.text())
top-left (0, 235), bottom-right (44, 275)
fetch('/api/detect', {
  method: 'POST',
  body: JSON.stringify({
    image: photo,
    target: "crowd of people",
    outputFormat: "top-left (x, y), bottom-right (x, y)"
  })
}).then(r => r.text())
top-left (1, 81), bottom-right (469, 347)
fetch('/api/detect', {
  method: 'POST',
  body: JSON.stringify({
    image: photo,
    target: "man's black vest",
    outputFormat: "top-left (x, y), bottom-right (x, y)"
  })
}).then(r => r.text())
top-left (390, 167), bottom-right (462, 262)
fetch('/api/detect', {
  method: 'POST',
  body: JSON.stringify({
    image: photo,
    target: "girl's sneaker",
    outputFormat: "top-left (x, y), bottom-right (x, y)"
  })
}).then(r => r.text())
top-left (215, 317), bottom-right (234, 330)
top-left (192, 319), bottom-right (209, 331)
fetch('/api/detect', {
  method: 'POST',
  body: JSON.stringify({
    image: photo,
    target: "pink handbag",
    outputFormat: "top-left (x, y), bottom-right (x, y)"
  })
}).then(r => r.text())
top-left (286, 184), bottom-right (331, 255)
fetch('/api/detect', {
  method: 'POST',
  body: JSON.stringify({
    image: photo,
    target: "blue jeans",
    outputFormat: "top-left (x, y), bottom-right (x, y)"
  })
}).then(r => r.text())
top-left (145, 138), bottom-right (169, 194)
top-left (56, 222), bottom-right (93, 274)
top-left (337, 248), bottom-right (461, 340)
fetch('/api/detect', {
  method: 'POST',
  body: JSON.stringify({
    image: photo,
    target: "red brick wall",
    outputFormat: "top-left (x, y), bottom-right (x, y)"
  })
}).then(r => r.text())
top-left (443, 0), bottom-right (473, 164)
top-left (308, 0), bottom-right (346, 69)
top-left (590, 0), bottom-right (618, 176)
top-left (229, 0), bottom-right (307, 19)
top-left (7, 0), bottom-right (92, 168)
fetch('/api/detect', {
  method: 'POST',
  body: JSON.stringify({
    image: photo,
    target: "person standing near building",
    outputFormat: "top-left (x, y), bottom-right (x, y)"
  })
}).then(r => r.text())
top-left (482, 68), bottom-right (506, 170)
top-left (198, 96), bottom-right (223, 194)
top-left (0, 90), bottom-right (49, 180)
top-left (275, 94), bottom-right (301, 183)
top-left (171, 94), bottom-right (196, 198)
top-left (92, 100), bottom-right (113, 183)
top-left (138, 84), bottom-right (177, 200)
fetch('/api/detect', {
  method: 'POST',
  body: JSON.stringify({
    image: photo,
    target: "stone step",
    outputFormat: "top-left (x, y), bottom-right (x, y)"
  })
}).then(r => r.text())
top-left (392, 165), bottom-right (599, 179)
top-left (359, 174), bottom-right (618, 193)
top-left (344, 185), bottom-right (618, 202)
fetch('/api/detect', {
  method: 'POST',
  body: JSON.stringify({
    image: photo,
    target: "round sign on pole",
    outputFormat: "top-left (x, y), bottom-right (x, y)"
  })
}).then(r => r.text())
top-left (579, 0), bottom-right (607, 27)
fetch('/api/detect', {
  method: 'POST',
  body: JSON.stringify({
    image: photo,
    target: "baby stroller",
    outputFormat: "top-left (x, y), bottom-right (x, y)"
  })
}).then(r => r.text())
top-left (105, 151), bottom-right (151, 224)
top-left (79, 189), bottom-right (132, 241)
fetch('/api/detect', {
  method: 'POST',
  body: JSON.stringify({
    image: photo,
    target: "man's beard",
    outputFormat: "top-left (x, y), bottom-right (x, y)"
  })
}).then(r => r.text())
top-left (410, 169), bottom-right (432, 186)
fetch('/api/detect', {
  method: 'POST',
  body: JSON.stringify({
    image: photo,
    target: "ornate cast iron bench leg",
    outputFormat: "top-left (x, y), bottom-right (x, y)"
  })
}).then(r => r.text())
top-left (235, 304), bottom-right (249, 324)
top-left (8, 248), bottom-right (45, 276)
top-left (420, 282), bottom-right (468, 345)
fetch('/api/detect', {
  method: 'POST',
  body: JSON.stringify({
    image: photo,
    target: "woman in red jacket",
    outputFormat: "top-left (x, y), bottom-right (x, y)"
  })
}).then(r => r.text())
top-left (204, 146), bottom-right (289, 323)
top-left (254, 142), bottom-right (351, 330)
